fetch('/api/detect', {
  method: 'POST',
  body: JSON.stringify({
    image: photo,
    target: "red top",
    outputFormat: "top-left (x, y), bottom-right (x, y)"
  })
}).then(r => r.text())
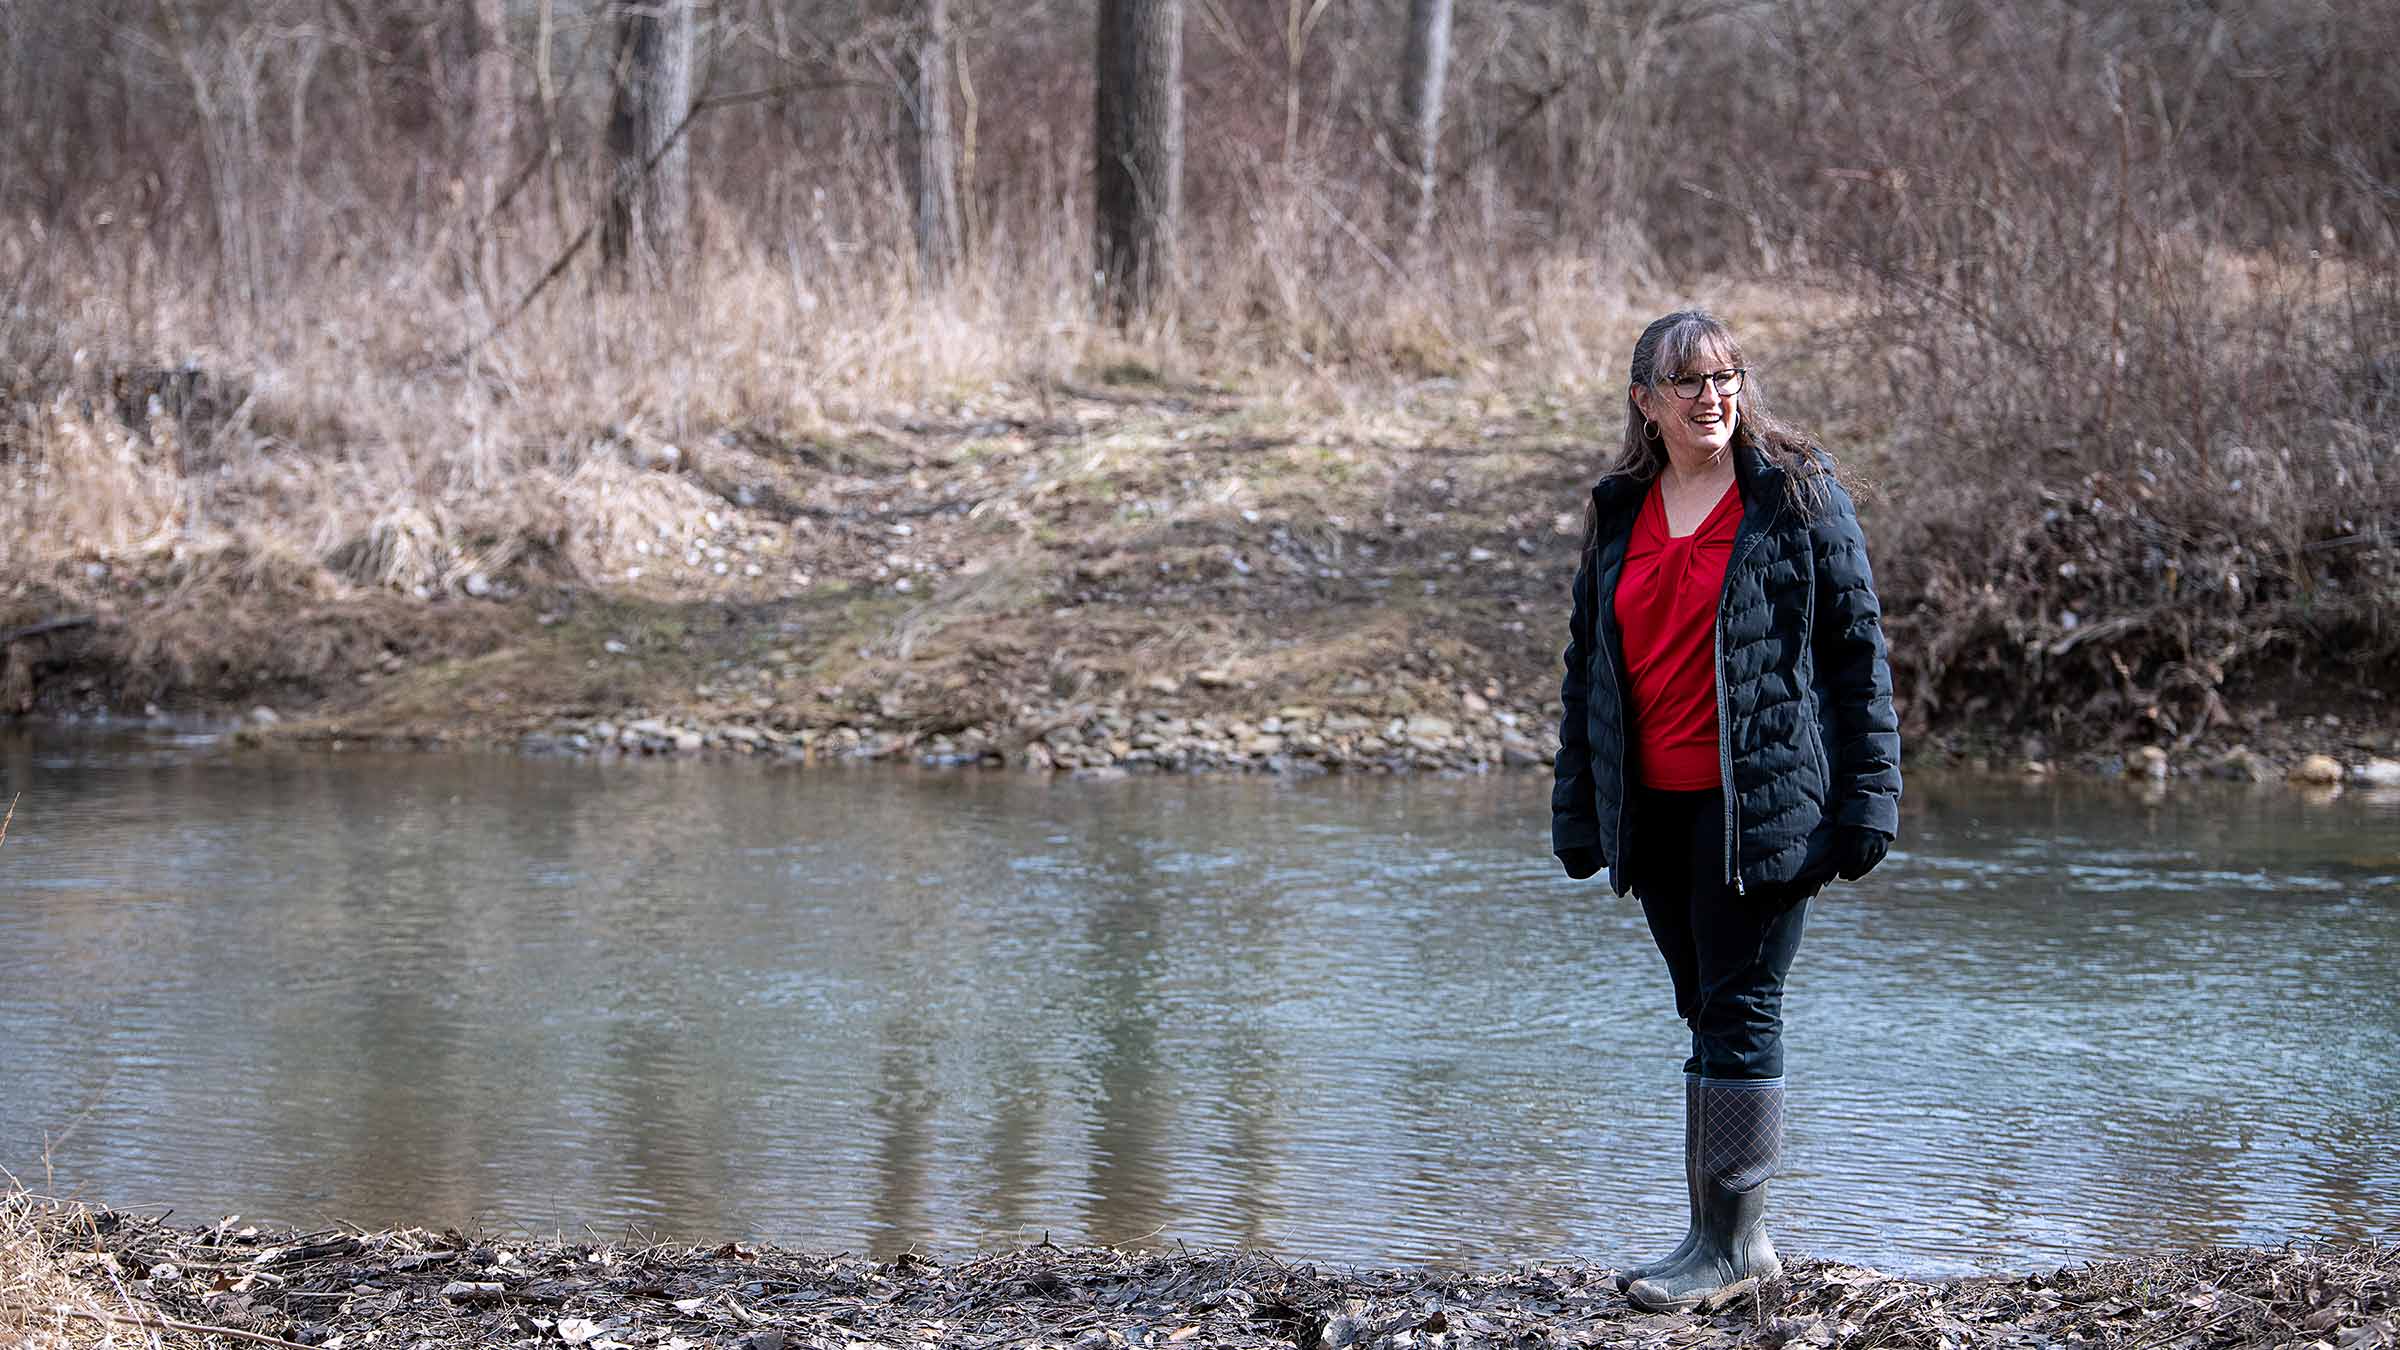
top-left (1614, 477), bottom-right (1742, 791)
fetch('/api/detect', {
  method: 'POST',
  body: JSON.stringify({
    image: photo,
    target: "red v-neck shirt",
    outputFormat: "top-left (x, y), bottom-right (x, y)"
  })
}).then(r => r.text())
top-left (1614, 477), bottom-right (1742, 791)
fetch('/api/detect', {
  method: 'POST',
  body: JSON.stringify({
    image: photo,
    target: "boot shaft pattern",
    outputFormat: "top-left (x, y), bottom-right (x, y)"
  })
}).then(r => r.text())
top-left (1697, 1077), bottom-right (1782, 1193)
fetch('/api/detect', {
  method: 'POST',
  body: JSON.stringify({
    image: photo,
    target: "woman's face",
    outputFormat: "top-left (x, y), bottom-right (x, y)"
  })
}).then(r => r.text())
top-left (1633, 344), bottom-right (1741, 467)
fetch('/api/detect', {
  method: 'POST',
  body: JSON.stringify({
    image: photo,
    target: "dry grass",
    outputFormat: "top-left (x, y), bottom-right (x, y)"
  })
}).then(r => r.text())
top-left (0, 1188), bottom-right (156, 1350)
top-left (0, 135), bottom-right (2391, 749)
top-left (0, 187), bottom-right (1659, 704)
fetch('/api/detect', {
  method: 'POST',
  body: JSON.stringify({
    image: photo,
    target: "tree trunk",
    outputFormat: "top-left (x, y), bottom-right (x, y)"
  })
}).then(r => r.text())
top-left (902, 0), bottom-right (960, 285)
top-left (1282, 0), bottom-right (1332, 164)
top-left (602, 0), bottom-right (696, 278)
top-left (1395, 0), bottom-right (1452, 249)
top-left (466, 0), bottom-right (510, 219)
top-left (536, 0), bottom-right (573, 240)
top-left (156, 0), bottom-right (265, 311)
top-left (1093, 0), bottom-right (1183, 325)
top-left (465, 0), bottom-right (513, 281)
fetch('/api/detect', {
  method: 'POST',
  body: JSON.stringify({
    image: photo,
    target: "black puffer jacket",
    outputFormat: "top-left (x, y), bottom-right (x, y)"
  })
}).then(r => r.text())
top-left (1552, 440), bottom-right (1901, 895)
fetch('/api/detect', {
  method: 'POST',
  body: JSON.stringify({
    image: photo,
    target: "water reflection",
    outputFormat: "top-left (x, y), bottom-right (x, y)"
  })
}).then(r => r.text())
top-left (3, 725), bottom-right (2397, 1275)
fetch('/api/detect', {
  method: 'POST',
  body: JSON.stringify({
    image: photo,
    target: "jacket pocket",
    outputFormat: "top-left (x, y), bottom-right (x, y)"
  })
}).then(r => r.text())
top-left (1803, 701), bottom-right (1832, 811)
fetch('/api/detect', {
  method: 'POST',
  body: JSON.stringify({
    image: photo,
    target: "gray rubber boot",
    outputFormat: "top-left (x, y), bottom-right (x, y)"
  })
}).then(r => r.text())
top-left (1615, 1074), bottom-right (1700, 1292)
top-left (1625, 1077), bottom-right (1784, 1314)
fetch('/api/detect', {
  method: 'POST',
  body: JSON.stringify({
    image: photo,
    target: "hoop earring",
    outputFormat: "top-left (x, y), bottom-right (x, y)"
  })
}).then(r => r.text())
top-left (1643, 419), bottom-right (1660, 442)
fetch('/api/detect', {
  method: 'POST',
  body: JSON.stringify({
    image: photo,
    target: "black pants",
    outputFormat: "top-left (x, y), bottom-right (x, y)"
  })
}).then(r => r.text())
top-left (1630, 786), bottom-right (1811, 1081)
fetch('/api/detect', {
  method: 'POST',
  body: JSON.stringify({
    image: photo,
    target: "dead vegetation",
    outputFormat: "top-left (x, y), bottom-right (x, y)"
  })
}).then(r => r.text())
top-left (6, 1194), bottom-right (2395, 1350)
top-left (1, 3), bottom-right (2394, 757)
top-left (2, 1191), bottom-right (136, 1350)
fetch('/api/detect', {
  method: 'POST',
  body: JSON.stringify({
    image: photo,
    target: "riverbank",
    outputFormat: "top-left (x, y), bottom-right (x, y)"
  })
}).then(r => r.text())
top-left (6, 1196), bottom-right (2393, 1350)
top-left (5, 367), bottom-right (2396, 787)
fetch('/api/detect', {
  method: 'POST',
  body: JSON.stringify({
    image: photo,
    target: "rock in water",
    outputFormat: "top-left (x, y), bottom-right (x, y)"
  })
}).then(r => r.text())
top-left (2209, 747), bottom-right (2277, 782)
top-left (2288, 754), bottom-right (2344, 786)
top-left (2353, 758), bottom-right (2400, 787)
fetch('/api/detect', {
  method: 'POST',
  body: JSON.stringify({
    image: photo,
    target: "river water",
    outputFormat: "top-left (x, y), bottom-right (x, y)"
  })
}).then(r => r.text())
top-left (3, 722), bottom-right (2396, 1277)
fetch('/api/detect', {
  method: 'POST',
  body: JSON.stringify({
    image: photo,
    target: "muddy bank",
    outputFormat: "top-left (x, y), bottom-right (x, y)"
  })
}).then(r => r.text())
top-left (8, 1198), bottom-right (2394, 1350)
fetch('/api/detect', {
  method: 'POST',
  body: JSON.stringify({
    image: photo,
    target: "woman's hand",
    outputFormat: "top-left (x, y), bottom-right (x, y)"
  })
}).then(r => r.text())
top-left (1834, 826), bottom-right (1891, 880)
top-left (1557, 846), bottom-right (1604, 880)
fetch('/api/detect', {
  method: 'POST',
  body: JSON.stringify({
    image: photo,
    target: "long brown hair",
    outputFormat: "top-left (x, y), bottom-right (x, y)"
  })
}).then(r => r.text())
top-left (1583, 309), bottom-right (1831, 553)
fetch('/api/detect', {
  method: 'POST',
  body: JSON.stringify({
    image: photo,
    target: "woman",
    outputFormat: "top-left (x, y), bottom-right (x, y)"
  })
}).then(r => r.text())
top-left (1552, 309), bottom-right (1901, 1313)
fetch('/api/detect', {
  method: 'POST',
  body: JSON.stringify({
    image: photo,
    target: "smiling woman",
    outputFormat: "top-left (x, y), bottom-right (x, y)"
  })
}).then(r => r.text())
top-left (1553, 308), bottom-right (1903, 1313)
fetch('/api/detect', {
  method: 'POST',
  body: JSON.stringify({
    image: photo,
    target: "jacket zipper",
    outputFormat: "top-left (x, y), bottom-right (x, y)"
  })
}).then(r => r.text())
top-left (1594, 565), bottom-right (1630, 875)
top-left (1714, 505), bottom-right (1773, 896)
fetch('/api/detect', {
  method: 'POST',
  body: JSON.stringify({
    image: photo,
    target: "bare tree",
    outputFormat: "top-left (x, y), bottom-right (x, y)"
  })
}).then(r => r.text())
top-left (155, 0), bottom-right (271, 310)
top-left (601, 0), bottom-right (697, 277)
top-left (466, 0), bottom-right (511, 220)
top-left (1394, 0), bottom-right (1452, 249)
top-left (1094, 0), bottom-right (1183, 324)
top-left (902, 0), bottom-right (961, 284)
top-left (1281, 0), bottom-right (1334, 163)
top-left (534, 0), bottom-right (574, 240)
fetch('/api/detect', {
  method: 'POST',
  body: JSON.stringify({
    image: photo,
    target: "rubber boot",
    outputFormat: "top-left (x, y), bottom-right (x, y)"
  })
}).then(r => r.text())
top-left (1625, 1077), bottom-right (1783, 1314)
top-left (1615, 1075), bottom-right (1700, 1292)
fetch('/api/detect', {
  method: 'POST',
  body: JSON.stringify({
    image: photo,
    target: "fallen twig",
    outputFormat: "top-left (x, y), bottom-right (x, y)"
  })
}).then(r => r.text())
top-left (0, 615), bottom-right (95, 646)
top-left (59, 1305), bottom-right (319, 1349)
top-left (0, 794), bottom-right (14, 849)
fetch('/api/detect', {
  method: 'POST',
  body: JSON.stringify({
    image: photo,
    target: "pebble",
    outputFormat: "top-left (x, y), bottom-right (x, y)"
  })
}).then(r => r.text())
top-left (480, 700), bottom-right (2400, 792)
top-left (530, 690), bottom-right (1569, 777)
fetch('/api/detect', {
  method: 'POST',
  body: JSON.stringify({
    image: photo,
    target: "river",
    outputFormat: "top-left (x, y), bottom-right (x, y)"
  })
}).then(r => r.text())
top-left (3, 722), bottom-right (2396, 1276)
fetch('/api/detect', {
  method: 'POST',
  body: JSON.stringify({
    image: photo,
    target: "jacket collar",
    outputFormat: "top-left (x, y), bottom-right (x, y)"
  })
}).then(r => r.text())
top-left (1590, 438), bottom-right (1785, 522)
top-left (1733, 436), bottom-right (1787, 528)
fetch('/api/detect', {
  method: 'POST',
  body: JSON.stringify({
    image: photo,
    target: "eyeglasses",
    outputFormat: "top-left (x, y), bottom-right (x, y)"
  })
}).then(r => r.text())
top-left (1665, 367), bottom-right (1745, 400)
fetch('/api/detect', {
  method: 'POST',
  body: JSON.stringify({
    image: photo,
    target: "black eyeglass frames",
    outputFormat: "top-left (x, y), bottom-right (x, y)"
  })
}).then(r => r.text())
top-left (1666, 367), bottom-right (1745, 400)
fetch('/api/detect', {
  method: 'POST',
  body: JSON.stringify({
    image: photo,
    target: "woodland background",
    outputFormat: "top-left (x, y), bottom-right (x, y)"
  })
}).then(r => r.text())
top-left (1, 0), bottom-right (2394, 756)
